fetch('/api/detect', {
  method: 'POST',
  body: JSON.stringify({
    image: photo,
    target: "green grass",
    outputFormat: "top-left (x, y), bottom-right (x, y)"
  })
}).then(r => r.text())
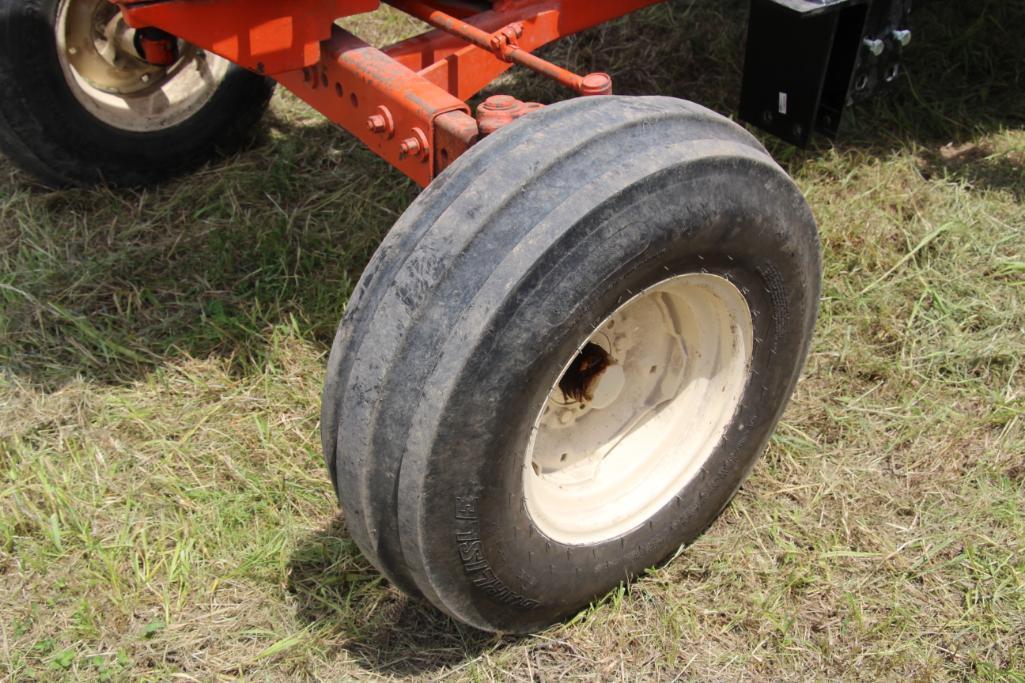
top-left (2, 0), bottom-right (1023, 679)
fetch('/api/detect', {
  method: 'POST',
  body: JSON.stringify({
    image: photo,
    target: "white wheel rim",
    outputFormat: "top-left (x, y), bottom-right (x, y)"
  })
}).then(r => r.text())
top-left (523, 273), bottom-right (754, 546)
top-left (55, 0), bottom-right (229, 132)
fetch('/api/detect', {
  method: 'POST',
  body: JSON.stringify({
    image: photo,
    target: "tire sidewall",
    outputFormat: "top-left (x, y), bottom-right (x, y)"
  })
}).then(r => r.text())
top-left (414, 158), bottom-right (819, 631)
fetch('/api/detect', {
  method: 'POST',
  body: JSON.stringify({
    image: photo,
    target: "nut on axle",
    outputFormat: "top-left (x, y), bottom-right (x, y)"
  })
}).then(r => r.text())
top-left (476, 95), bottom-right (543, 136)
top-left (134, 26), bottom-right (179, 66)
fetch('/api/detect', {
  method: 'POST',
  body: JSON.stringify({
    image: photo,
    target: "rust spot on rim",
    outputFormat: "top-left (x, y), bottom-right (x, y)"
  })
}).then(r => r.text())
top-left (559, 342), bottom-right (612, 404)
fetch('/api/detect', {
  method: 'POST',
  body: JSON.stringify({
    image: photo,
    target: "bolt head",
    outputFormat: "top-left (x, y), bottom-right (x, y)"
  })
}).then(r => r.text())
top-left (400, 138), bottom-right (421, 157)
top-left (892, 29), bottom-right (912, 47)
top-left (367, 114), bottom-right (387, 133)
top-left (863, 38), bottom-right (885, 57)
top-left (140, 73), bottom-right (151, 83)
top-left (399, 127), bottom-right (429, 159)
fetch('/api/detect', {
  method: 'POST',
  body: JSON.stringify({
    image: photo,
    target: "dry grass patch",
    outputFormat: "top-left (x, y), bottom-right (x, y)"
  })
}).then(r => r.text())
top-left (2, 0), bottom-right (1023, 679)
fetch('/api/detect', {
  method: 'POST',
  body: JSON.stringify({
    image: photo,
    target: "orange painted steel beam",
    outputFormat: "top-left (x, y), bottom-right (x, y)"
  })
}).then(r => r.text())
top-left (114, 0), bottom-right (379, 74)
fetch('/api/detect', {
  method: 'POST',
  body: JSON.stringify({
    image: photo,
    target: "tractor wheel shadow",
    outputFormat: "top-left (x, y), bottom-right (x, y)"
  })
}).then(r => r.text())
top-left (286, 516), bottom-right (520, 677)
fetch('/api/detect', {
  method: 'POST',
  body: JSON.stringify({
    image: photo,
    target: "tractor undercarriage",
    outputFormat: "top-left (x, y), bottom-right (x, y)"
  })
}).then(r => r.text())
top-left (111, 0), bottom-right (914, 185)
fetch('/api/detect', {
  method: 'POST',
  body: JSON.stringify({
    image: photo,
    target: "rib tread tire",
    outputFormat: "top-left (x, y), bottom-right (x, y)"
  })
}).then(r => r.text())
top-left (324, 96), bottom-right (820, 633)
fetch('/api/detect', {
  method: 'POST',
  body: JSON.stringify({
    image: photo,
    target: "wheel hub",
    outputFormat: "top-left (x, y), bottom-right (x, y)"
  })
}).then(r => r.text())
top-left (589, 363), bottom-right (625, 410)
top-left (62, 0), bottom-right (166, 95)
top-left (55, 0), bottom-right (228, 132)
top-left (524, 273), bottom-right (754, 545)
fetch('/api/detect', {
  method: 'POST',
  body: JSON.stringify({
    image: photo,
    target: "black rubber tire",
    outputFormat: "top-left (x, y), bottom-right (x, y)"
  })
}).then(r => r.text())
top-left (322, 96), bottom-right (821, 633)
top-left (0, 0), bottom-right (274, 187)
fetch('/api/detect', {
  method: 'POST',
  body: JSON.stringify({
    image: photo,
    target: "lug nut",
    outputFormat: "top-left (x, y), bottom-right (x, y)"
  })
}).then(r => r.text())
top-left (892, 29), bottom-right (912, 47)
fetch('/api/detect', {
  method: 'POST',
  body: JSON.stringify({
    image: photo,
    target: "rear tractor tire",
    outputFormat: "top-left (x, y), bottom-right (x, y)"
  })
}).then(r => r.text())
top-left (322, 95), bottom-right (821, 633)
top-left (0, 0), bottom-right (274, 187)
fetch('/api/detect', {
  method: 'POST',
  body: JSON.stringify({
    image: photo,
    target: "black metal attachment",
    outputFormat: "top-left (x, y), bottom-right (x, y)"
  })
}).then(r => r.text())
top-left (847, 0), bottom-right (914, 107)
top-left (739, 0), bottom-right (912, 147)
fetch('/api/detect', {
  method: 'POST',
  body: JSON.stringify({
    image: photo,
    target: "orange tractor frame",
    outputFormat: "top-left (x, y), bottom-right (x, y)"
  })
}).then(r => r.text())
top-left (115, 0), bottom-right (661, 187)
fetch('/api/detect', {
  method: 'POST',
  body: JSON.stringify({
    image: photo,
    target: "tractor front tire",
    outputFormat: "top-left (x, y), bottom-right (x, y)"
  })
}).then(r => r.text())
top-left (322, 96), bottom-right (821, 633)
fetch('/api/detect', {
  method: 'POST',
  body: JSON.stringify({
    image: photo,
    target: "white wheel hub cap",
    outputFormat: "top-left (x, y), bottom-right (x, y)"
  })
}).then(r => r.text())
top-left (55, 0), bottom-right (229, 132)
top-left (523, 273), bottom-right (754, 545)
